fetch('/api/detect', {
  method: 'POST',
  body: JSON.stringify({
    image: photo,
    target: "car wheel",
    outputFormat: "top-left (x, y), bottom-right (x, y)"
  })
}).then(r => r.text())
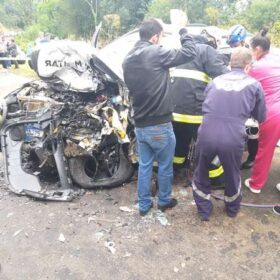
top-left (69, 144), bottom-right (134, 189)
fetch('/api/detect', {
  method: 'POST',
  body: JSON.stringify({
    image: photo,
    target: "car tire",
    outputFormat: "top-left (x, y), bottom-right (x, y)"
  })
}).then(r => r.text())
top-left (69, 144), bottom-right (134, 189)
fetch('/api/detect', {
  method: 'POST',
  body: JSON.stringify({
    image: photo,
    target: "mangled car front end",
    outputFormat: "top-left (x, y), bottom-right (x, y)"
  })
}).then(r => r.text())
top-left (0, 40), bottom-right (136, 201)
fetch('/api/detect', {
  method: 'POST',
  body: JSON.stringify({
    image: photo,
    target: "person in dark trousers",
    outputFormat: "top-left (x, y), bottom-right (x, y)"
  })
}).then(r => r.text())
top-left (171, 34), bottom-right (228, 185)
top-left (122, 19), bottom-right (196, 216)
top-left (192, 47), bottom-right (266, 221)
top-left (0, 35), bottom-right (9, 70)
top-left (243, 118), bottom-right (259, 168)
top-left (7, 39), bottom-right (19, 69)
top-left (226, 24), bottom-right (259, 169)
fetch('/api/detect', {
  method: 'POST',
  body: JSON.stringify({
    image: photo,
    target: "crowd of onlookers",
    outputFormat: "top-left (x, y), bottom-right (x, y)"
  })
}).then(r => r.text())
top-left (0, 34), bottom-right (20, 71)
top-left (0, 31), bottom-right (55, 72)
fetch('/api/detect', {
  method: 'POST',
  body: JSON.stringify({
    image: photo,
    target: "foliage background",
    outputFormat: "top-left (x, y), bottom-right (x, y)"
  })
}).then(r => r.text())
top-left (0, 0), bottom-right (279, 50)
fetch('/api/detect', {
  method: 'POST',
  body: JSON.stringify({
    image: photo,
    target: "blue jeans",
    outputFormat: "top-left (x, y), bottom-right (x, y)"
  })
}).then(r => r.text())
top-left (135, 122), bottom-right (176, 211)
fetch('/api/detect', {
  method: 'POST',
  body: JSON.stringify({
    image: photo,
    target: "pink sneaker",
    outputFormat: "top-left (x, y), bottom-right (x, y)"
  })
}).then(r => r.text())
top-left (244, 178), bottom-right (261, 194)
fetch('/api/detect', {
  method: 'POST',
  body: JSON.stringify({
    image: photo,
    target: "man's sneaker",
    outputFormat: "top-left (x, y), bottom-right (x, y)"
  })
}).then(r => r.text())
top-left (276, 183), bottom-right (280, 192)
top-left (139, 202), bottom-right (153, 217)
top-left (244, 178), bottom-right (261, 194)
top-left (241, 159), bottom-right (254, 170)
top-left (158, 198), bottom-right (178, 212)
top-left (272, 206), bottom-right (280, 216)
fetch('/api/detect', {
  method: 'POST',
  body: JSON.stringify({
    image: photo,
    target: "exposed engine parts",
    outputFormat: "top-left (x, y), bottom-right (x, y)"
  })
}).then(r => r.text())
top-left (0, 78), bottom-right (135, 201)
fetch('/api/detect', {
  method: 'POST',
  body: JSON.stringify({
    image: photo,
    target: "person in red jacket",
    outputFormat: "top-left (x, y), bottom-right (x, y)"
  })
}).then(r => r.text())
top-left (244, 28), bottom-right (280, 194)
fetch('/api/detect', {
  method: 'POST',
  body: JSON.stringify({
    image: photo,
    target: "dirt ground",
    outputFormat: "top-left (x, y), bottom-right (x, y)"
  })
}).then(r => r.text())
top-left (0, 73), bottom-right (279, 280)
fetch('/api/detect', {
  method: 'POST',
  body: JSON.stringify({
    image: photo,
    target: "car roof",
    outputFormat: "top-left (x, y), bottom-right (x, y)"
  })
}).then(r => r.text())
top-left (97, 24), bottom-right (230, 80)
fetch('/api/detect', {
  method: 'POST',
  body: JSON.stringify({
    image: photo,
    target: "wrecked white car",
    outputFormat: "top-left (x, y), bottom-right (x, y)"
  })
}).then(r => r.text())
top-left (0, 40), bottom-right (136, 201)
top-left (0, 23), bottom-right (229, 202)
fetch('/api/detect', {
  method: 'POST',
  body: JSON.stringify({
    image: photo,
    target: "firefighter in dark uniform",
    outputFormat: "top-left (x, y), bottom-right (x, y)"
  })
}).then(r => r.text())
top-left (171, 34), bottom-right (228, 184)
top-left (193, 47), bottom-right (266, 220)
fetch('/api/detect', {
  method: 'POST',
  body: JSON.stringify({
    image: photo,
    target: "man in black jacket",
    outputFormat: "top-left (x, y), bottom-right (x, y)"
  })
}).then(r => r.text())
top-left (123, 19), bottom-right (196, 216)
top-left (171, 35), bottom-right (228, 185)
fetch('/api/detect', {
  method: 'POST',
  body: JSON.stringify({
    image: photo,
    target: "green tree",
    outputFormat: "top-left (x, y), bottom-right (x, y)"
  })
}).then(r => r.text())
top-left (241, 0), bottom-right (280, 31)
top-left (6, 0), bottom-right (280, 50)
top-left (36, 0), bottom-right (67, 37)
top-left (101, 14), bottom-right (121, 44)
top-left (147, 0), bottom-right (238, 25)
top-left (99, 0), bottom-right (151, 31)
top-left (0, 0), bottom-right (37, 29)
top-left (35, 0), bottom-right (94, 38)
top-left (205, 6), bottom-right (219, 25)
top-left (146, 0), bottom-right (175, 22)
top-left (271, 21), bottom-right (280, 47)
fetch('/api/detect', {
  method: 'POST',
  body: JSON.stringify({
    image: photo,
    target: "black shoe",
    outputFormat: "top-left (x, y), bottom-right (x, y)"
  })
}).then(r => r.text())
top-left (200, 215), bottom-right (210, 221)
top-left (158, 198), bottom-right (178, 212)
top-left (139, 202), bottom-right (153, 217)
top-left (227, 211), bottom-right (238, 218)
top-left (273, 206), bottom-right (280, 216)
top-left (184, 178), bottom-right (192, 188)
top-left (174, 168), bottom-right (186, 180)
top-left (241, 159), bottom-right (254, 170)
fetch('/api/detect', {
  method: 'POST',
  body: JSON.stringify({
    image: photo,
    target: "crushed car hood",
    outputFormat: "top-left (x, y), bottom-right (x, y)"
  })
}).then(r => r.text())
top-left (31, 40), bottom-right (124, 91)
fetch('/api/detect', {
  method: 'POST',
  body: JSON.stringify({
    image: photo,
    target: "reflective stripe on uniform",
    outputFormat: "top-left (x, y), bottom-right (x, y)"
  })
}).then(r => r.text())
top-left (173, 113), bottom-right (203, 124)
top-left (209, 165), bottom-right (224, 178)
top-left (192, 182), bottom-right (211, 200)
top-left (224, 181), bottom-right (241, 203)
top-left (170, 68), bottom-right (211, 83)
top-left (173, 156), bottom-right (185, 164)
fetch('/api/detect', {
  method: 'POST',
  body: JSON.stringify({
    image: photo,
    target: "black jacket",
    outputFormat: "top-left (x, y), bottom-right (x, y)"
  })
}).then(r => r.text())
top-left (122, 33), bottom-right (196, 127)
top-left (171, 36), bottom-right (228, 117)
top-left (7, 42), bottom-right (18, 57)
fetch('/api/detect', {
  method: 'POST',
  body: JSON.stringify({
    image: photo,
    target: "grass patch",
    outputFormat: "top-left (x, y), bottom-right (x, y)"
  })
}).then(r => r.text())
top-left (8, 63), bottom-right (38, 79)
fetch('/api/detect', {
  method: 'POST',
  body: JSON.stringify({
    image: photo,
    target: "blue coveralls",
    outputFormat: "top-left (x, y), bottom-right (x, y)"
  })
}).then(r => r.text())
top-left (192, 69), bottom-right (266, 219)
